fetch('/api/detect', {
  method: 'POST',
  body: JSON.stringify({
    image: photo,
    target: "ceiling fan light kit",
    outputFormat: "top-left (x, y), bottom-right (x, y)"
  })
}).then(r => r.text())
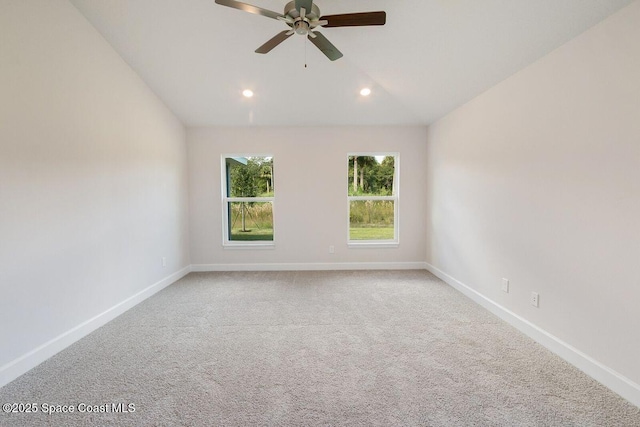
top-left (214, 0), bottom-right (386, 61)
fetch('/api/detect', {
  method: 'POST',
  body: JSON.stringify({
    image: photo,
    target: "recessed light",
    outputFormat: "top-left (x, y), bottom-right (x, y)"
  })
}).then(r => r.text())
top-left (360, 88), bottom-right (371, 97)
top-left (242, 89), bottom-right (254, 98)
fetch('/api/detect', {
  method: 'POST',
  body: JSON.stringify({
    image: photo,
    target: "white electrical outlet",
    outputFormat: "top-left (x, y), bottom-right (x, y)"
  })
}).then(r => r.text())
top-left (162, 257), bottom-right (167, 267)
top-left (329, 245), bottom-right (335, 254)
top-left (501, 278), bottom-right (509, 293)
top-left (531, 292), bottom-right (539, 307)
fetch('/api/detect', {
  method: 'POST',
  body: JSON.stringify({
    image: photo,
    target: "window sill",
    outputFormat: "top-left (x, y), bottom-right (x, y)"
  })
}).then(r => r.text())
top-left (223, 242), bottom-right (275, 250)
top-left (348, 241), bottom-right (399, 249)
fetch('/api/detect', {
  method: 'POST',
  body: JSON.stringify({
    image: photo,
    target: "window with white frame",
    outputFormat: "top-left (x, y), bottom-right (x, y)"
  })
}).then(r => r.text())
top-left (222, 156), bottom-right (274, 246)
top-left (348, 154), bottom-right (398, 245)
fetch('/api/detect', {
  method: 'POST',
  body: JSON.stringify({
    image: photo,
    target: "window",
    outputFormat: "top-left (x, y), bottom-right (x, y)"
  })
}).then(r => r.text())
top-left (222, 156), bottom-right (274, 246)
top-left (348, 154), bottom-right (398, 245)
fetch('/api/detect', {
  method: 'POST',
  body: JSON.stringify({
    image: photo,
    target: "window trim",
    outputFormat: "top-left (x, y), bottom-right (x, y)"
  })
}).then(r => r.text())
top-left (221, 155), bottom-right (275, 248)
top-left (347, 152), bottom-right (399, 248)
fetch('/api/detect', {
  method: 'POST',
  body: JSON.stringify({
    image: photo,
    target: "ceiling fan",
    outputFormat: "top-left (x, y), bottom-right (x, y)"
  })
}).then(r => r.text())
top-left (214, 0), bottom-right (386, 61)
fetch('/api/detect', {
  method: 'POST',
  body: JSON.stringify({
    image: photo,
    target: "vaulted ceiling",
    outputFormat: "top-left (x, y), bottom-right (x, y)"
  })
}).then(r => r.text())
top-left (69, 0), bottom-right (634, 127)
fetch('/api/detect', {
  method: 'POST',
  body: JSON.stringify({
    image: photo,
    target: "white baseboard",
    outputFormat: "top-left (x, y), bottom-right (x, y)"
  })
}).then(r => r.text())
top-left (191, 262), bottom-right (429, 272)
top-left (0, 265), bottom-right (191, 388)
top-left (425, 262), bottom-right (640, 408)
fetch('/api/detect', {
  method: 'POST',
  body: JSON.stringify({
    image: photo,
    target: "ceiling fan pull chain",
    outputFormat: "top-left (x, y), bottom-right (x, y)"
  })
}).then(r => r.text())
top-left (304, 36), bottom-right (308, 68)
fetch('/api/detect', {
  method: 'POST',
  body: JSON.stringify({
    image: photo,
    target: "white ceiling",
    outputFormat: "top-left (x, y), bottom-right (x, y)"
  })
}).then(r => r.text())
top-left (69, 0), bottom-right (634, 127)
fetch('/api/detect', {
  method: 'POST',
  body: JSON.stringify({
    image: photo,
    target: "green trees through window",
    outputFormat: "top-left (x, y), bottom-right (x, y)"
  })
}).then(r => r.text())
top-left (221, 154), bottom-right (397, 246)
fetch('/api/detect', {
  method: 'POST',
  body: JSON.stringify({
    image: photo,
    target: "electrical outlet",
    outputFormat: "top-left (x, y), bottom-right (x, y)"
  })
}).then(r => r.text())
top-left (501, 278), bottom-right (509, 293)
top-left (162, 257), bottom-right (167, 267)
top-left (329, 245), bottom-right (335, 254)
top-left (531, 292), bottom-right (539, 307)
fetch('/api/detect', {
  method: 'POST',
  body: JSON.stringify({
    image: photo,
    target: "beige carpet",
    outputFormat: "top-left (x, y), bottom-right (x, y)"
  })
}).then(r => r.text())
top-left (1, 270), bottom-right (639, 426)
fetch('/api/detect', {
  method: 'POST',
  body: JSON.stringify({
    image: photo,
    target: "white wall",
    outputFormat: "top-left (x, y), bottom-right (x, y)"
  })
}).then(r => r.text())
top-left (426, 0), bottom-right (640, 402)
top-left (0, 0), bottom-right (190, 384)
top-left (188, 126), bottom-right (427, 268)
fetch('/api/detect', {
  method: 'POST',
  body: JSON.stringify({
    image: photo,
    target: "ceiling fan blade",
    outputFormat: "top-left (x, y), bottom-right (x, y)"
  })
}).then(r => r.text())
top-left (295, 0), bottom-right (313, 14)
top-left (215, 0), bottom-right (283, 20)
top-left (255, 31), bottom-right (293, 54)
top-left (322, 11), bottom-right (386, 27)
top-left (308, 31), bottom-right (343, 61)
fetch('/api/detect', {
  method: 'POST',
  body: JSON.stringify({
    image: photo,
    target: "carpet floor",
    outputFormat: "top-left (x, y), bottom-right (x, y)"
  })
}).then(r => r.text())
top-left (1, 270), bottom-right (639, 426)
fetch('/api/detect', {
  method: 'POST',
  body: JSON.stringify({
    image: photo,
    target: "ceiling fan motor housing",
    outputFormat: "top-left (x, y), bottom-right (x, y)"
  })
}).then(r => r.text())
top-left (284, 1), bottom-right (320, 21)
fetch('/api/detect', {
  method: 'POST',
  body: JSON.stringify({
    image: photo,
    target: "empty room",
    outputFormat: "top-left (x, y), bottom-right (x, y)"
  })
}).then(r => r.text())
top-left (1, 0), bottom-right (639, 425)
